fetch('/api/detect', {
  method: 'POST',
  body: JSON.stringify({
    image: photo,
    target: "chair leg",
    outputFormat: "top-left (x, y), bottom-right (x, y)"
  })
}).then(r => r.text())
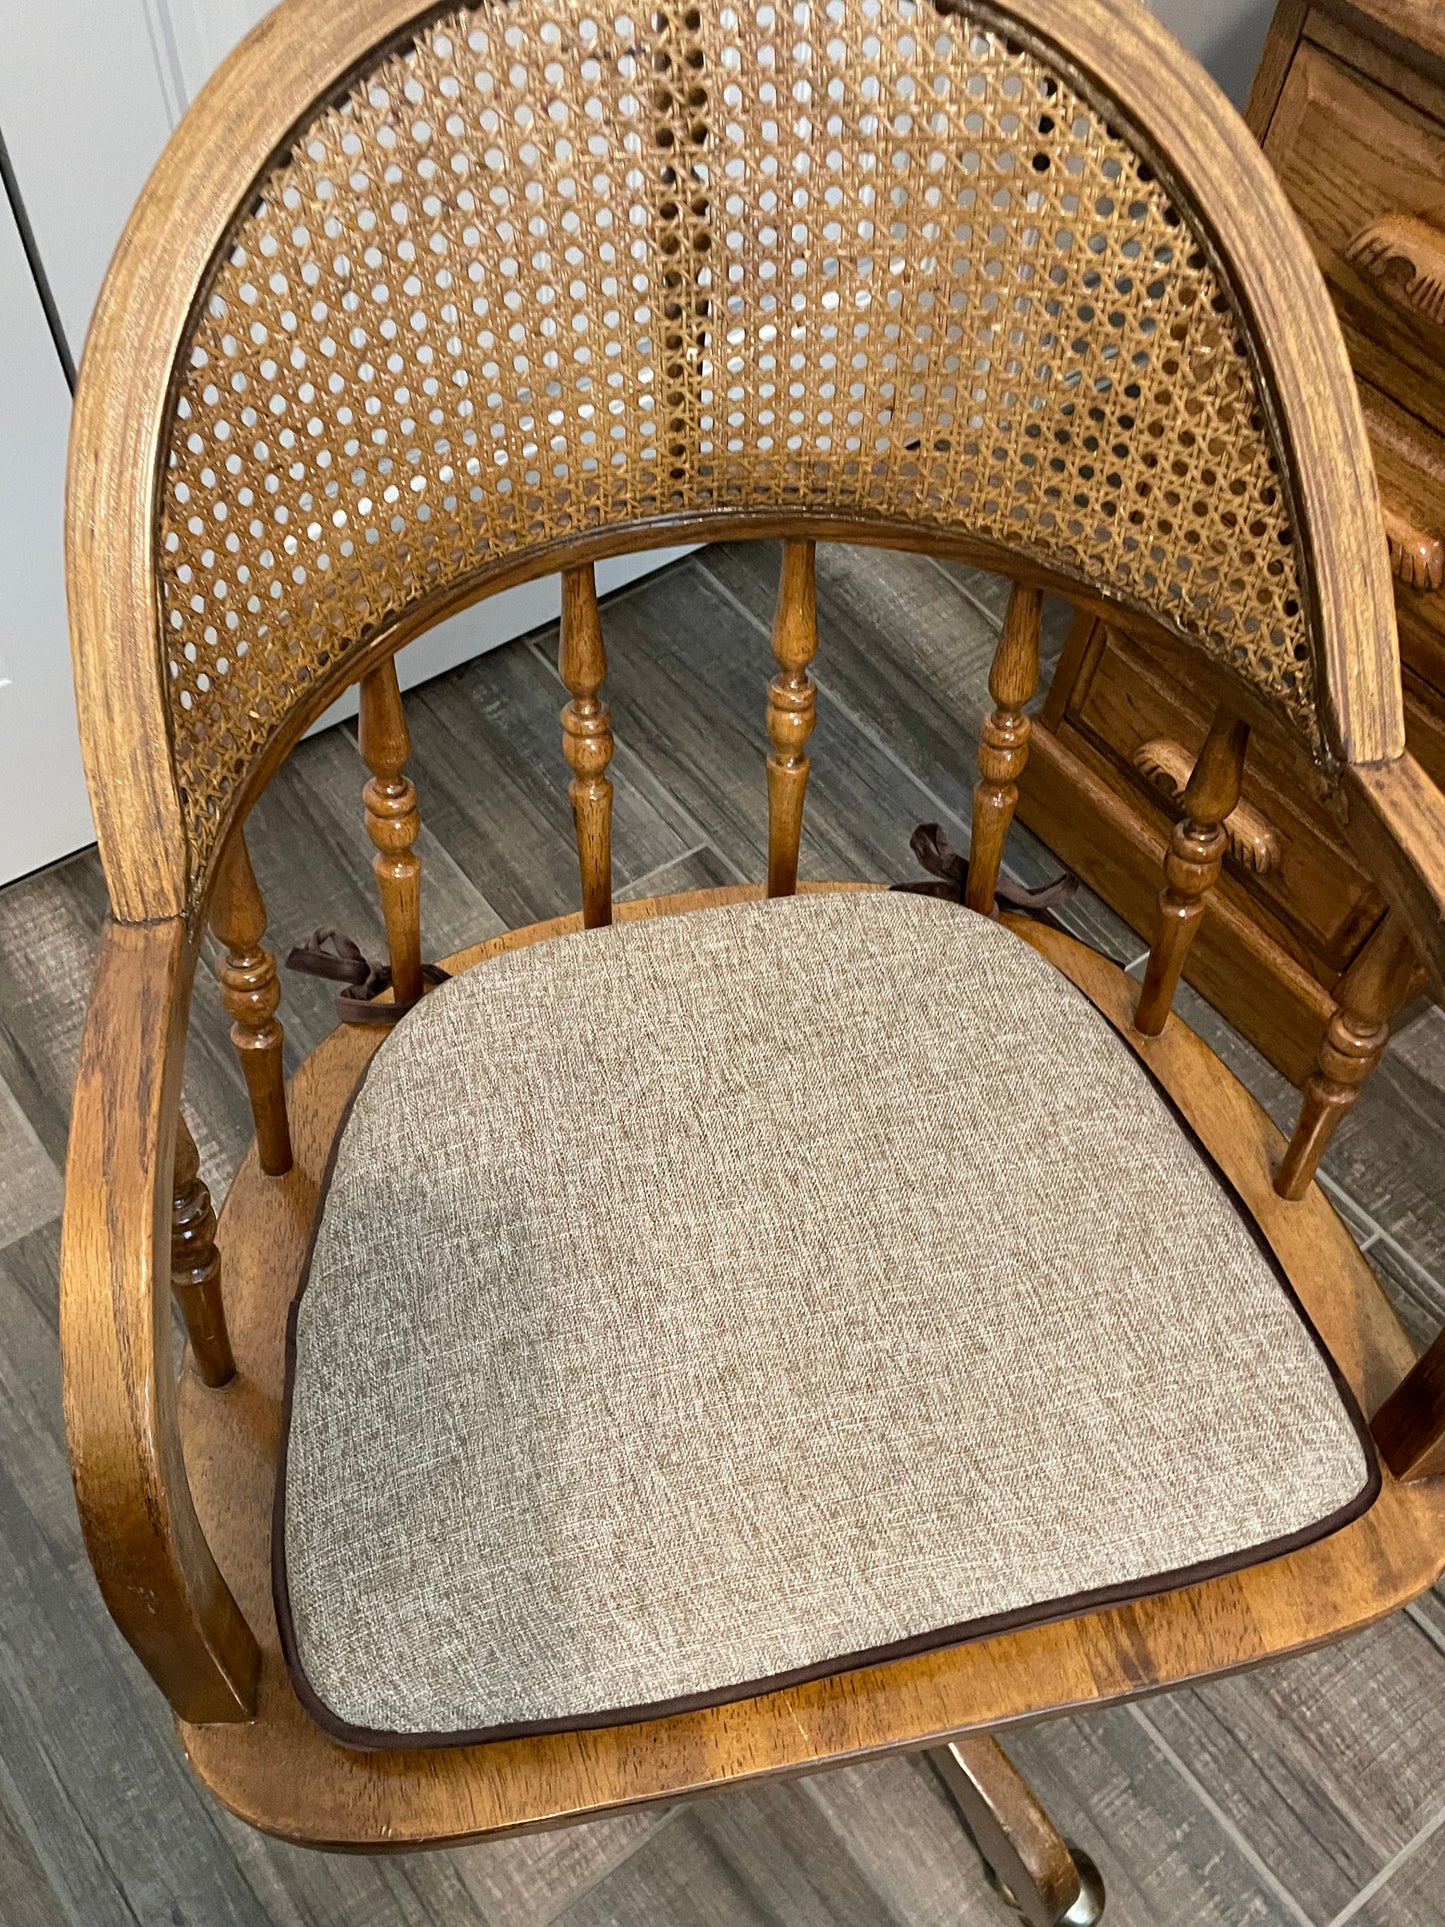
top-left (928, 1737), bottom-right (1106, 1926)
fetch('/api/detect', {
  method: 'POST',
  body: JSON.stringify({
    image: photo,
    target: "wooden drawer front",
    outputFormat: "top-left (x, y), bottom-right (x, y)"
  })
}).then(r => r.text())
top-left (1068, 626), bottom-right (1384, 970)
top-left (1266, 37), bottom-right (1445, 438)
top-left (1361, 382), bottom-right (1445, 694)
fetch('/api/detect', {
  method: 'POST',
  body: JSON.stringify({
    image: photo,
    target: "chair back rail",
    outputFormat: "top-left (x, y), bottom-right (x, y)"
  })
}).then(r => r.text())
top-left (59, 0), bottom-right (1445, 1738)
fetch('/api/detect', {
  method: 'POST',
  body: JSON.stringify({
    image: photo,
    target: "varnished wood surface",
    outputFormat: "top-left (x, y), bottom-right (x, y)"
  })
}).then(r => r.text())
top-left (1376, 1325), bottom-right (1445, 1480)
top-left (11, 539), bottom-right (1445, 1920)
top-left (169, 1115), bottom-right (234, 1391)
top-left (559, 567), bottom-right (615, 930)
top-left (60, 917), bottom-right (259, 1725)
top-left (1017, 624), bottom-right (1357, 1086)
top-left (1060, 618), bottom-right (1382, 969)
top-left (1345, 753), bottom-right (1445, 997)
top-left (210, 833), bottom-right (291, 1178)
top-left (965, 584), bottom-right (1041, 916)
top-left (765, 542), bottom-right (819, 898)
top-left (168, 882), bottom-right (1445, 1849)
top-left (1134, 709), bottom-right (1251, 1036)
top-left (358, 660), bottom-right (425, 1007)
top-left (1276, 913), bottom-right (1423, 1198)
top-left (929, 1738), bottom-right (1083, 1925)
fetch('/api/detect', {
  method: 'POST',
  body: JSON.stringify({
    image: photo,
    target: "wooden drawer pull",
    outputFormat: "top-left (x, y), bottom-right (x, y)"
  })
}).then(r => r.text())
top-left (1382, 499), bottom-right (1444, 591)
top-left (1345, 212), bottom-right (1445, 329)
top-left (1131, 738), bottom-right (1281, 875)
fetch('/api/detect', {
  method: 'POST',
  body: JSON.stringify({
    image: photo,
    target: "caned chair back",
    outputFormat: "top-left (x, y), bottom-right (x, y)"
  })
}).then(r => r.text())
top-left (71, 0), bottom-right (1410, 930)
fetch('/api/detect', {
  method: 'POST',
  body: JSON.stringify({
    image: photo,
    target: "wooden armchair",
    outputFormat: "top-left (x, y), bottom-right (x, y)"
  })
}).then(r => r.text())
top-left (60, 0), bottom-right (1445, 1915)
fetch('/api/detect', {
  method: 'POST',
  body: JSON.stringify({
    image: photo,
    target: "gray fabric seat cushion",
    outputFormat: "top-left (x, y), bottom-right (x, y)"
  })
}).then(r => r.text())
top-left (277, 891), bottom-right (1375, 1746)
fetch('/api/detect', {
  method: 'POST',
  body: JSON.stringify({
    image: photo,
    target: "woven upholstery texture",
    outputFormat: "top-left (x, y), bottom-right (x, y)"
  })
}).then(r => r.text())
top-left (279, 892), bottom-right (1372, 1741)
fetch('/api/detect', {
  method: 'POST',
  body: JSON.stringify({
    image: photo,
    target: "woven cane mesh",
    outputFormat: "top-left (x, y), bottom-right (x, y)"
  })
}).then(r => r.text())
top-left (160, 0), bottom-right (1315, 872)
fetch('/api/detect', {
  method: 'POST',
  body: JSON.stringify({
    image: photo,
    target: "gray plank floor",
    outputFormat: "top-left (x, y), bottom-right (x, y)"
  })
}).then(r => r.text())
top-left (3, 541), bottom-right (1444, 1926)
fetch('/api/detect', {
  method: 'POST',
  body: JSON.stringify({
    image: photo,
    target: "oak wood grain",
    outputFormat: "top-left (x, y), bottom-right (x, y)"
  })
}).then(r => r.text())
top-left (66, 0), bottom-right (1408, 927)
top-left (60, 917), bottom-right (259, 1724)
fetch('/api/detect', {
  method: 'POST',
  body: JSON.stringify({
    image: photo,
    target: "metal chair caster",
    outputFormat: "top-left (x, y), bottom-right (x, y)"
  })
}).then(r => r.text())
top-left (983, 1844), bottom-right (1106, 1924)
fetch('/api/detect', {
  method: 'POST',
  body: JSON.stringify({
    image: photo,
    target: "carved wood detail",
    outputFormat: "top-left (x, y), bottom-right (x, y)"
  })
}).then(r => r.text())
top-left (1131, 736), bottom-right (1281, 874)
top-left (1381, 500), bottom-right (1444, 591)
top-left (1346, 211), bottom-right (1445, 329)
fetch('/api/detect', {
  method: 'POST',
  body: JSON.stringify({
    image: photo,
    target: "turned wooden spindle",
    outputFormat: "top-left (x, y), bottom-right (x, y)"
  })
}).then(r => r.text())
top-left (560, 564), bottom-right (615, 928)
top-left (211, 829), bottom-right (292, 1176)
top-left (171, 1113), bottom-right (235, 1388)
top-left (359, 658), bottom-right (424, 1004)
top-left (965, 581), bottom-right (1043, 915)
top-left (1275, 914), bottom-right (1421, 1199)
top-left (766, 539), bottom-right (819, 897)
top-left (1133, 706), bottom-right (1250, 1036)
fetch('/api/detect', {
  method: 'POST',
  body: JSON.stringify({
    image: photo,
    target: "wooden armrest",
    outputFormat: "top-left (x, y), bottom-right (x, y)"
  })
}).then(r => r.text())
top-left (1343, 753), bottom-right (1445, 1004)
top-left (60, 917), bottom-right (258, 1722)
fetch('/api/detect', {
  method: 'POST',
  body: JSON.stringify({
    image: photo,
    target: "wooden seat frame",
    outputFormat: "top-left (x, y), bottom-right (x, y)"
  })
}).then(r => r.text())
top-left (59, 0), bottom-right (1445, 1893)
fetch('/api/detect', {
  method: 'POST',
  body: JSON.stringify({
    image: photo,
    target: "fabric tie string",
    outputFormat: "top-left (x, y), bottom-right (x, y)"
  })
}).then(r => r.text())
top-left (285, 929), bottom-right (449, 1026)
top-left (891, 823), bottom-right (1079, 920)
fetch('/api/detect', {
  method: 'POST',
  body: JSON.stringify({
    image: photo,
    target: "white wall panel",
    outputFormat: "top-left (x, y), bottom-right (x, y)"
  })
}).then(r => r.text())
top-left (150, 0), bottom-right (273, 112)
top-left (0, 0), bottom-right (175, 359)
top-left (1149, 0), bottom-right (1276, 108)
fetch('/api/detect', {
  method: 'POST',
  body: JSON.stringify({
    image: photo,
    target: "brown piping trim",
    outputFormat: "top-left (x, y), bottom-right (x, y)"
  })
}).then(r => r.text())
top-left (271, 897), bottom-right (1381, 1754)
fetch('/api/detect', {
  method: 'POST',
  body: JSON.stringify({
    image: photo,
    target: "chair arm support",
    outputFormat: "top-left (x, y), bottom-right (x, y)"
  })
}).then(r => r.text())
top-left (60, 917), bottom-right (259, 1721)
top-left (1373, 1329), bottom-right (1445, 1482)
top-left (1342, 754), bottom-right (1445, 1003)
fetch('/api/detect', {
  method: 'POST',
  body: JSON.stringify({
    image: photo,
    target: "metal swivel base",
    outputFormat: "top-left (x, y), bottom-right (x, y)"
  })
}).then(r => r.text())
top-left (984, 1846), bottom-right (1107, 1925)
